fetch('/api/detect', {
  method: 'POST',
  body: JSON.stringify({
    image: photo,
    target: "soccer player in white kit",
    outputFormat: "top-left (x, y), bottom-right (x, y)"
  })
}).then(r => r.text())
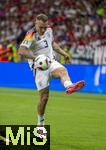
top-left (18, 14), bottom-right (85, 127)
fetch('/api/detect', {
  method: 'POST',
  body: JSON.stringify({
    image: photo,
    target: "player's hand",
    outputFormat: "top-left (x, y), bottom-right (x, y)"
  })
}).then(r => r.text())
top-left (64, 54), bottom-right (70, 64)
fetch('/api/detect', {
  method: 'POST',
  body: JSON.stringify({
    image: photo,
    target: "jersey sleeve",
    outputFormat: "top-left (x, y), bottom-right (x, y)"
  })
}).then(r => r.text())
top-left (20, 31), bottom-right (34, 48)
top-left (47, 27), bottom-right (54, 42)
top-left (50, 28), bottom-right (54, 42)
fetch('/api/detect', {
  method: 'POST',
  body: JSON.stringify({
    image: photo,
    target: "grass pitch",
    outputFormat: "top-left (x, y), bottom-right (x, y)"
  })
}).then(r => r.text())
top-left (0, 88), bottom-right (106, 150)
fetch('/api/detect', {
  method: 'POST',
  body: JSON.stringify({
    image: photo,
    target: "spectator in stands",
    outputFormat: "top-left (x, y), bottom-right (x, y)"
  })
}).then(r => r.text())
top-left (0, 0), bottom-right (105, 64)
top-left (7, 40), bottom-right (19, 62)
top-left (0, 44), bottom-right (9, 62)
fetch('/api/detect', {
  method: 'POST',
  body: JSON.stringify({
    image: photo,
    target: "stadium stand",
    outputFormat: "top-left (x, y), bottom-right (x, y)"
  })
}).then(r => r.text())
top-left (0, 0), bottom-right (106, 64)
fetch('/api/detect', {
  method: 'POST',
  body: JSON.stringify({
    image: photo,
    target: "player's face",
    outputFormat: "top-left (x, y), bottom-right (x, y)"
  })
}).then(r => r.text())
top-left (35, 20), bottom-right (48, 35)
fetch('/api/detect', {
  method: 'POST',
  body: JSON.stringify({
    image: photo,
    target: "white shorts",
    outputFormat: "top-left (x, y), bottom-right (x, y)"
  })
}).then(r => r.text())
top-left (34, 60), bottom-right (64, 90)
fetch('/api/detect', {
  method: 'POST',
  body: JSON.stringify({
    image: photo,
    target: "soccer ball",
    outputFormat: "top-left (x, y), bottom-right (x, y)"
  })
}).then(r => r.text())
top-left (34, 54), bottom-right (51, 70)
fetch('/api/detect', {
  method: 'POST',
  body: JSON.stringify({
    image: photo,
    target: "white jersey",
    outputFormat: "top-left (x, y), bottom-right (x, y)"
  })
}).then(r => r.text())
top-left (20, 27), bottom-right (55, 68)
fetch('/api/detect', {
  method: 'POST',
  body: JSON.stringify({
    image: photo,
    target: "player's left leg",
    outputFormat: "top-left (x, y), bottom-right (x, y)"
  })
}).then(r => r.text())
top-left (51, 67), bottom-right (72, 87)
top-left (50, 62), bottom-right (85, 94)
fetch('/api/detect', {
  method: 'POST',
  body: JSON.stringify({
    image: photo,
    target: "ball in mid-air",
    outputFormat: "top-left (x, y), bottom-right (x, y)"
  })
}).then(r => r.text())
top-left (34, 54), bottom-right (51, 70)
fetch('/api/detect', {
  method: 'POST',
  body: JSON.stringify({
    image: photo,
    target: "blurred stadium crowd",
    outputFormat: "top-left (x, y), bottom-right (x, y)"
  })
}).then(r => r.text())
top-left (0, 0), bottom-right (106, 64)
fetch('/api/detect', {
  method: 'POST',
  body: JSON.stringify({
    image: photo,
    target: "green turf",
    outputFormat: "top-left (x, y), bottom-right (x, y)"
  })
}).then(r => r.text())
top-left (0, 88), bottom-right (106, 150)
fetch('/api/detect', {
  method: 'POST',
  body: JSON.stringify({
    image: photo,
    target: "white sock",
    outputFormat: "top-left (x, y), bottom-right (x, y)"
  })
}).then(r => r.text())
top-left (38, 115), bottom-right (45, 126)
top-left (64, 80), bottom-right (73, 88)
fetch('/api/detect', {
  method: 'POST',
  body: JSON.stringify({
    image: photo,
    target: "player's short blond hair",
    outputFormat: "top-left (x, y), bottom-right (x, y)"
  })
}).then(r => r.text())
top-left (36, 14), bottom-right (48, 22)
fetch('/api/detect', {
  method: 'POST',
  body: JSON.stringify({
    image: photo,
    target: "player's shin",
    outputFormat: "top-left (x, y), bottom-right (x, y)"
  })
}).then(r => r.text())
top-left (59, 68), bottom-right (73, 88)
top-left (37, 114), bottom-right (45, 126)
top-left (61, 75), bottom-right (73, 88)
top-left (63, 80), bottom-right (73, 88)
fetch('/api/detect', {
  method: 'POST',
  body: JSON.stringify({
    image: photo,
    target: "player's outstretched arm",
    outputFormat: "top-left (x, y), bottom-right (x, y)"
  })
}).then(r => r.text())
top-left (18, 46), bottom-right (35, 60)
top-left (52, 41), bottom-right (70, 63)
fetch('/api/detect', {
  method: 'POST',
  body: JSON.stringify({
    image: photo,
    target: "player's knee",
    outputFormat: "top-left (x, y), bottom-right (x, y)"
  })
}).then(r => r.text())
top-left (63, 67), bottom-right (67, 73)
top-left (40, 94), bottom-right (48, 104)
top-left (39, 87), bottom-right (49, 105)
top-left (59, 67), bottom-right (68, 76)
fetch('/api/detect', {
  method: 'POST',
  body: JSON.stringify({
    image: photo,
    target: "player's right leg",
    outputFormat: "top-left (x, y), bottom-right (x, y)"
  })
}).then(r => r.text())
top-left (36, 87), bottom-right (49, 139)
top-left (34, 69), bottom-right (49, 138)
top-left (35, 69), bottom-right (50, 126)
top-left (37, 87), bottom-right (49, 126)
